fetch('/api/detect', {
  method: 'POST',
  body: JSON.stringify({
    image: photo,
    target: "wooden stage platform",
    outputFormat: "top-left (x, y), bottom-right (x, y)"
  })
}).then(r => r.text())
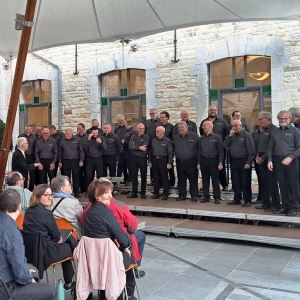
top-left (79, 188), bottom-right (300, 249)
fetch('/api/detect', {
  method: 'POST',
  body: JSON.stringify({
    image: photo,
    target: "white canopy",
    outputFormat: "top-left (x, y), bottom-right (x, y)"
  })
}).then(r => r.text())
top-left (1, 0), bottom-right (300, 59)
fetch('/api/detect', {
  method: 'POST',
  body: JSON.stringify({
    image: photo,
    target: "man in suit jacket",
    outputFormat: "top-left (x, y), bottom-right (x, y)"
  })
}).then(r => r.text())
top-left (12, 137), bottom-right (42, 188)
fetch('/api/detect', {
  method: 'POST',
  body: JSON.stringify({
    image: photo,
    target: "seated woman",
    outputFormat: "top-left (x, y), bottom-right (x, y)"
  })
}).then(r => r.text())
top-left (83, 179), bottom-right (136, 300)
top-left (23, 184), bottom-right (77, 292)
top-left (50, 176), bottom-right (83, 239)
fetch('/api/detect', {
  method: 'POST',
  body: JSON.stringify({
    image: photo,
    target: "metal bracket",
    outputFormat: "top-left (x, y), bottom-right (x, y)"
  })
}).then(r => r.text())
top-left (23, 20), bottom-right (34, 27)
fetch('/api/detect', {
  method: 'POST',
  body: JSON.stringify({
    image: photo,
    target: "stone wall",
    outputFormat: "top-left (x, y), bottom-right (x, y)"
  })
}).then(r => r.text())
top-left (1, 20), bottom-right (300, 134)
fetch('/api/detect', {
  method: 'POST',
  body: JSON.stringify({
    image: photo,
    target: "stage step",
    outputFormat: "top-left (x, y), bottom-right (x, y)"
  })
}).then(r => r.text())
top-left (137, 216), bottom-right (300, 249)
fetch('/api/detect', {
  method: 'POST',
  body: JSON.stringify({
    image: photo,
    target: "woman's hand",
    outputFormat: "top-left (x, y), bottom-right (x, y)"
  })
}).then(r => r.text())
top-left (124, 247), bottom-right (131, 257)
top-left (57, 236), bottom-right (63, 244)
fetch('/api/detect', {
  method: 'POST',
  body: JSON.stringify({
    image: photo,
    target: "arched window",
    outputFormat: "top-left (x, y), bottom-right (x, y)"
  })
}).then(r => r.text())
top-left (209, 56), bottom-right (271, 132)
top-left (101, 69), bottom-right (146, 130)
top-left (19, 80), bottom-right (52, 133)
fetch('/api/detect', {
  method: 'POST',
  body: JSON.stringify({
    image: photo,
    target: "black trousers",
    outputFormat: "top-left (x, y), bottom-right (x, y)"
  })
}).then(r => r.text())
top-left (131, 155), bottom-right (147, 195)
top-left (102, 154), bottom-right (117, 177)
top-left (152, 157), bottom-right (169, 195)
top-left (230, 157), bottom-right (252, 202)
top-left (168, 164), bottom-right (175, 186)
top-left (124, 150), bottom-right (132, 183)
top-left (254, 163), bottom-right (262, 201)
top-left (0, 281), bottom-right (57, 300)
top-left (79, 159), bottom-right (86, 193)
top-left (219, 149), bottom-right (228, 188)
top-left (61, 158), bottom-right (80, 196)
top-left (200, 156), bottom-right (220, 199)
top-left (257, 160), bottom-right (280, 208)
top-left (85, 156), bottom-right (103, 188)
top-left (39, 158), bottom-right (56, 184)
top-left (274, 156), bottom-right (299, 210)
top-left (26, 154), bottom-right (35, 191)
top-left (117, 151), bottom-right (128, 181)
top-left (176, 158), bottom-right (199, 198)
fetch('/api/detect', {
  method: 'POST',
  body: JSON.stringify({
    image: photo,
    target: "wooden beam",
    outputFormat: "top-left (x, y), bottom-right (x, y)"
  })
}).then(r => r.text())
top-left (0, 0), bottom-right (37, 190)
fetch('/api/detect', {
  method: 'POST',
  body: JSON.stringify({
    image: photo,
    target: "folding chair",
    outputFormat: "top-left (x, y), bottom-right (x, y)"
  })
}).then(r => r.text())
top-left (16, 213), bottom-right (24, 230)
top-left (55, 218), bottom-right (78, 240)
top-left (0, 276), bottom-right (12, 300)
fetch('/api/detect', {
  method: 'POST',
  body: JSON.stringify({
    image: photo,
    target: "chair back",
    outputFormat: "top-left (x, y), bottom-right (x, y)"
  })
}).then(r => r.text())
top-left (16, 213), bottom-right (24, 230)
top-left (55, 218), bottom-right (78, 240)
top-left (0, 276), bottom-right (12, 300)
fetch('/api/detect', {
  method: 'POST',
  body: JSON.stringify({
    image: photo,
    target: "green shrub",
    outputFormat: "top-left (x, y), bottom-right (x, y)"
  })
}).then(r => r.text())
top-left (0, 119), bottom-right (13, 151)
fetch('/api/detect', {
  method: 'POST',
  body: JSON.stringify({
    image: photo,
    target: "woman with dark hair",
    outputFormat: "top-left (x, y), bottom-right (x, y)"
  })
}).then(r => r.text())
top-left (23, 184), bottom-right (77, 292)
top-left (83, 179), bottom-right (137, 300)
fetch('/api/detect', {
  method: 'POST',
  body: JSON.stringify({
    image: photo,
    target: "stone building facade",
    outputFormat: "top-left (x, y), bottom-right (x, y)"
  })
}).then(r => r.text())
top-left (1, 20), bottom-right (300, 148)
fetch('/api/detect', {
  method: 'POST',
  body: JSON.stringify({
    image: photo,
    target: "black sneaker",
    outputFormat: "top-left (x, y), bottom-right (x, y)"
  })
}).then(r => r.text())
top-left (63, 284), bottom-right (72, 292)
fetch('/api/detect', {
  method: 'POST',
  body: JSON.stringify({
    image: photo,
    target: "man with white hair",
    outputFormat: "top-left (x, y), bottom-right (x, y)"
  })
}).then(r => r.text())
top-left (58, 128), bottom-right (84, 198)
top-left (12, 137), bottom-right (41, 188)
top-left (289, 107), bottom-right (300, 129)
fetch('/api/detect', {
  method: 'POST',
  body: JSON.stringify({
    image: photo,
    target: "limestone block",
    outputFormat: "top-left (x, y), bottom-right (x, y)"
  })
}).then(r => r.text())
top-left (127, 58), bottom-right (144, 69)
top-left (90, 60), bottom-right (98, 76)
top-left (271, 55), bottom-right (290, 68)
top-left (271, 67), bottom-right (283, 91)
top-left (98, 61), bottom-right (116, 75)
top-left (114, 52), bottom-right (128, 70)
top-left (271, 102), bottom-right (284, 120)
top-left (245, 43), bottom-right (268, 56)
top-left (90, 85), bottom-right (99, 104)
top-left (22, 68), bottom-right (28, 82)
top-left (27, 65), bottom-right (38, 81)
top-left (142, 53), bottom-right (156, 70)
top-left (272, 90), bottom-right (291, 103)
top-left (48, 67), bottom-right (58, 81)
top-left (208, 48), bottom-right (229, 63)
top-left (146, 69), bottom-right (160, 80)
top-left (197, 74), bottom-right (209, 94)
top-left (146, 99), bottom-right (160, 110)
top-left (37, 70), bottom-right (50, 80)
top-left (190, 64), bottom-right (207, 76)
top-left (146, 79), bottom-right (155, 100)
top-left (227, 35), bottom-right (248, 57)
top-left (86, 76), bottom-right (99, 87)
top-left (85, 104), bottom-right (100, 113)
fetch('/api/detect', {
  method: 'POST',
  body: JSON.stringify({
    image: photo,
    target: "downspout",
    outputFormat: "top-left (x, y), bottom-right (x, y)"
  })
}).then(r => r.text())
top-left (32, 52), bottom-right (62, 130)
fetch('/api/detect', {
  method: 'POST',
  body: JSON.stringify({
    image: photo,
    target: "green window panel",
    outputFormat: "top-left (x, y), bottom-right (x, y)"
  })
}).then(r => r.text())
top-left (19, 104), bottom-right (24, 112)
top-left (263, 86), bottom-right (271, 96)
top-left (141, 95), bottom-right (146, 104)
top-left (120, 88), bottom-right (127, 96)
top-left (209, 90), bottom-right (218, 99)
top-left (235, 79), bottom-right (244, 88)
top-left (102, 98), bottom-right (108, 106)
top-left (34, 96), bottom-right (39, 103)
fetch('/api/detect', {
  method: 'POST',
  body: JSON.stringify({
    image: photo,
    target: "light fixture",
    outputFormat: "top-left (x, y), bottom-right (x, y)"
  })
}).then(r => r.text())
top-left (249, 72), bottom-right (270, 81)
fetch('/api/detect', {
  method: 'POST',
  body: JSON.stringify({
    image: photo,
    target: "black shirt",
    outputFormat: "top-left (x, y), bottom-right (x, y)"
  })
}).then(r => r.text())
top-left (257, 122), bottom-right (278, 161)
top-left (251, 130), bottom-right (262, 157)
top-left (268, 124), bottom-right (300, 161)
top-left (173, 131), bottom-right (199, 160)
top-left (123, 127), bottom-right (137, 151)
top-left (198, 132), bottom-right (223, 164)
top-left (161, 122), bottom-right (174, 140)
top-left (83, 201), bottom-right (131, 249)
top-left (145, 118), bottom-right (161, 140)
top-left (200, 117), bottom-right (229, 141)
top-left (35, 137), bottom-right (58, 164)
top-left (149, 136), bottom-right (174, 164)
top-left (100, 132), bottom-right (121, 155)
top-left (51, 131), bottom-right (65, 148)
top-left (75, 132), bottom-right (87, 144)
top-left (173, 120), bottom-right (197, 136)
top-left (83, 135), bottom-right (107, 157)
top-left (129, 133), bottom-right (150, 156)
top-left (18, 133), bottom-right (37, 155)
top-left (114, 125), bottom-right (126, 140)
top-left (223, 130), bottom-right (255, 165)
top-left (59, 136), bottom-right (85, 162)
top-left (86, 127), bottom-right (103, 135)
top-left (294, 118), bottom-right (300, 129)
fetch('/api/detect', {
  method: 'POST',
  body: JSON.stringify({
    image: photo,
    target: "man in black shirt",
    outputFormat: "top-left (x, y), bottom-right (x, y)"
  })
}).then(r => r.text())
top-left (268, 110), bottom-right (300, 216)
top-left (231, 110), bottom-right (251, 133)
top-left (49, 125), bottom-right (65, 176)
top-left (100, 123), bottom-right (121, 178)
top-left (122, 119), bottom-right (137, 186)
top-left (173, 110), bottom-right (197, 136)
top-left (200, 105), bottom-right (230, 191)
top-left (173, 121), bottom-right (199, 202)
top-left (289, 107), bottom-right (300, 129)
top-left (160, 111), bottom-right (175, 188)
top-left (128, 123), bottom-right (150, 199)
top-left (35, 128), bottom-right (58, 184)
top-left (198, 121), bottom-right (223, 204)
top-left (254, 112), bottom-right (280, 211)
top-left (114, 115), bottom-right (128, 184)
top-left (18, 124), bottom-right (37, 190)
top-left (149, 126), bottom-right (173, 200)
top-left (76, 123), bottom-right (87, 193)
top-left (83, 126), bottom-right (107, 188)
top-left (59, 128), bottom-right (84, 198)
top-left (34, 124), bottom-right (43, 186)
top-left (223, 120), bottom-right (255, 206)
top-left (86, 119), bottom-right (103, 135)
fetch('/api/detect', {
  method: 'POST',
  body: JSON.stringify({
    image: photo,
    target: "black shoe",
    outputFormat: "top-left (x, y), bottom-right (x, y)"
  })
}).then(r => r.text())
top-left (128, 295), bottom-right (137, 300)
top-left (152, 194), bottom-right (160, 199)
top-left (86, 292), bottom-right (93, 300)
top-left (125, 181), bottom-right (132, 186)
top-left (229, 188), bottom-right (234, 192)
top-left (141, 194), bottom-right (146, 199)
top-left (63, 284), bottom-right (72, 292)
top-left (147, 182), bottom-right (154, 186)
top-left (191, 197), bottom-right (198, 202)
top-left (227, 200), bottom-right (241, 205)
top-left (255, 205), bottom-right (270, 209)
top-left (242, 202), bottom-right (251, 207)
top-left (134, 269), bottom-right (145, 278)
top-left (120, 180), bottom-right (126, 184)
top-left (286, 209), bottom-right (297, 217)
top-left (162, 195), bottom-right (168, 200)
top-left (200, 198), bottom-right (210, 203)
top-left (264, 207), bottom-right (274, 212)
top-left (252, 200), bottom-right (263, 205)
top-left (297, 206), bottom-right (300, 212)
top-left (127, 193), bottom-right (138, 198)
top-left (273, 208), bottom-right (287, 214)
top-left (169, 185), bottom-right (174, 189)
top-left (214, 198), bottom-right (220, 204)
top-left (176, 196), bottom-right (186, 201)
top-left (222, 186), bottom-right (229, 191)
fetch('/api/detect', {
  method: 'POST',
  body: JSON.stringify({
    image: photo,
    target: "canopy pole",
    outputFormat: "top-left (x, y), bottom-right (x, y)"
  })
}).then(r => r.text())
top-left (0, 0), bottom-right (37, 190)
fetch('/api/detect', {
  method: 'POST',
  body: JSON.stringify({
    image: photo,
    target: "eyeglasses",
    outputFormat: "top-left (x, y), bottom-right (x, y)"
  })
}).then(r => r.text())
top-left (278, 118), bottom-right (290, 121)
top-left (43, 194), bottom-right (53, 198)
top-left (209, 109), bottom-right (217, 112)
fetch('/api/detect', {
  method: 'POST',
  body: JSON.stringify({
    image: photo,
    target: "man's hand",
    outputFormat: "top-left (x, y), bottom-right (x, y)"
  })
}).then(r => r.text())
top-left (96, 137), bottom-right (102, 144)
top-left (268, 161), bottom-right (273, 171)
top-left (59, 163), bottom-right (62, 168)
top-left (229, 128), bottom-right (235, 137)
top-left (282, 157), bottom-right (293, 166)
top-left (256, 157), bottom-right (264, 164)
top-left (49, 163), bottom-right (55, 170)
top-left (79, 162), bottom-right (83, 167)
top-left (148, 163), bottom-right (152, 168)
top-left (244, 164), bottom-right (250, 169)
top-left (167, 164), bottom-right (172, 169)
top-left (38, 164), bottom-right (43, 170)
top-left (88, 133), bottom-right (93, 140)
top-left (197, 164), bottom-right (201, 170)
top-left (121, 139), bottom-right (124, 144)
top-left (139, 145), bottom-right (147, 152)
top-left (218, 163), bottom-right (223, 170)
top-left (57, 236), bottom-right (63, 244)
top-left (34, 163), bottom-right (42, 168)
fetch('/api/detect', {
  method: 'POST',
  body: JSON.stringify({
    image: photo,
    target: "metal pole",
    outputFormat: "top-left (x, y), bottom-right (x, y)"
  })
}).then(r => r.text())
top-left (0, 0), bottom-right (37, 190)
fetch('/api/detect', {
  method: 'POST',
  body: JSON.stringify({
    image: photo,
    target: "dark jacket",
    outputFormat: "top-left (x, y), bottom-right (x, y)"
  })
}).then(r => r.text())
top-left (12, 149), bottom-right (35, 182)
